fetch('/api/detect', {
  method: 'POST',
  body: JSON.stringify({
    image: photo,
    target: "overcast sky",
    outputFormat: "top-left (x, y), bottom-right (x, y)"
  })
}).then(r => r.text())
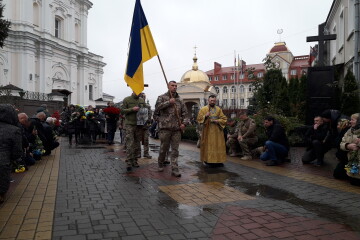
top-left (87, 0), bottom-right (333, 107)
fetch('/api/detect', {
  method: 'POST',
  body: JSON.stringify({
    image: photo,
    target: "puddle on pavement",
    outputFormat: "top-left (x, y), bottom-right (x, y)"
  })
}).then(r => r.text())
top-left (74, 146), bottom-right (105, 149)
top-left (226, 181), bottom-right (360, 231)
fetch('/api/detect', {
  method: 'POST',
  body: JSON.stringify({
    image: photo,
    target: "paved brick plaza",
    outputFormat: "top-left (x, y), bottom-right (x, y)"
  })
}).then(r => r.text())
top-left (1, 135), bottom-right (360, 240)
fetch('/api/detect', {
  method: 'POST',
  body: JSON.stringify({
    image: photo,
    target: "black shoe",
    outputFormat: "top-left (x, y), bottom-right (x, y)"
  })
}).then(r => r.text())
top-left (126, 166), bottom-right (132, 172)
top-left (283, 158), bottom-right (291, 163)
top-left (132, 162), bottom-right (140, 168)
top-left (266, 160), bottom-right (278, 166)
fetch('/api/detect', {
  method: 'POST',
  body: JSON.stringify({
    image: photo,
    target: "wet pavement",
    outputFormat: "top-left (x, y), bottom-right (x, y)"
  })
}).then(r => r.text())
top-left (1, 135), bottom-right (360, 240)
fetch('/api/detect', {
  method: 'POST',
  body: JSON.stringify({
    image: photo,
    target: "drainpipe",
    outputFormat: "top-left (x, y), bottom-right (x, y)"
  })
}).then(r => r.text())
top-left (354, 0), bottom-right (360, 86)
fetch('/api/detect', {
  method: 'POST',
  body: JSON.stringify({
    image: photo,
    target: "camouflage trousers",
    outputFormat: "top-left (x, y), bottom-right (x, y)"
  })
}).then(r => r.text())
top-left (239, 137), bottom-right (258, 156)
top-left (158, 130), bottom-right (181, 170)
top-left (135, 127), bottom-right (150, 156)
top-left (125, 125), bottom-right (141, 166)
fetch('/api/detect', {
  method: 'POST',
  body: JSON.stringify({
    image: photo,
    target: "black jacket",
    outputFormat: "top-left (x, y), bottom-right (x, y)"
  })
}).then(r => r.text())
top-left (304, 124), bottom-right (329, 146)
top-left (0, 104), bottom-right (23, 166)
top-left (265, 121), bottom-right (290, 150)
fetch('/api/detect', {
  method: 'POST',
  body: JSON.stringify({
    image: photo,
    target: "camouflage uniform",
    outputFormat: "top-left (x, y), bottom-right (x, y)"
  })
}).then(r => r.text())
top-left (237, 117), bottom-right (258, 157)
top-left (121, 94), bottom-right (145, 168)
top-left (226, 121), bottom-right (241, 156)
top-left (135, 102), bottom-right (152, 157)
top-left (155, 91), bottom-right (187, 173)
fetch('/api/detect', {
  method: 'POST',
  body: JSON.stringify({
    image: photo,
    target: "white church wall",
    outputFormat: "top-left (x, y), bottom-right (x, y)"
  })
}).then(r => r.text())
top-left (1, 0), bottom-right (107, 105)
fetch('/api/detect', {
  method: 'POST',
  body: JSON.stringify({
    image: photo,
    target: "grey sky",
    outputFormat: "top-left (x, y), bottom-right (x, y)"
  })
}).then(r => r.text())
top-left (87, 0), bottom-right (333, 107)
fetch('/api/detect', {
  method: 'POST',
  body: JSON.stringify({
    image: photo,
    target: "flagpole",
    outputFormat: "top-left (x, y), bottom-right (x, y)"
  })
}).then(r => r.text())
top-left (156, 54), bottom-right (183, 128)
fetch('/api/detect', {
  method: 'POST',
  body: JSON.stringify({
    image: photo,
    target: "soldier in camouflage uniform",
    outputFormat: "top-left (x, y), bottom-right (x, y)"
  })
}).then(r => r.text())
top-left (237, 111), bottom-right (258, 160)
top-left (135, 93), bottom-right (152, 159)
top-left (121, 92), bottom-right (145, 172)
top-left (226, 118), bottom-right (241, 156)
top-left (155, 81), bottom-right (187, 177)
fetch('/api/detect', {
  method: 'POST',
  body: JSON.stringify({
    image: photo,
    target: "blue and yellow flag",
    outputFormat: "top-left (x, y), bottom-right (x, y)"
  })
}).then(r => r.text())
top-left (124, 0), bottom-right (158, 95)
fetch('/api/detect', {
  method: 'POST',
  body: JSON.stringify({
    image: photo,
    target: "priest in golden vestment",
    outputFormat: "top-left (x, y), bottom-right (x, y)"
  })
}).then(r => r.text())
top-left (197, 95), bottom-right (227, 163)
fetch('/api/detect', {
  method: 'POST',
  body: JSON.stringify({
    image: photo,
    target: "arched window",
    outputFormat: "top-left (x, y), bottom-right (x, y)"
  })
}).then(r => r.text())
top-left (55, 16), bottom-right (64, 38)
top-left (223, 86), bottom-right (228, 93)
top-left (240, 85), bottom-right (245, 93)
top-left (33, 3), bottom-right (40, 27)
top-left (215, 87), bottom-right (219, 94)
top-left (75, 22), bottom-right (80, 43)
top-left (231, 86), bottom-right (236, 93)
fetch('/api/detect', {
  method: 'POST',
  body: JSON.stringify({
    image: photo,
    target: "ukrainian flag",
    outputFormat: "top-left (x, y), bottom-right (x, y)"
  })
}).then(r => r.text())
top-left (124, 0), bottom-right (158, 95)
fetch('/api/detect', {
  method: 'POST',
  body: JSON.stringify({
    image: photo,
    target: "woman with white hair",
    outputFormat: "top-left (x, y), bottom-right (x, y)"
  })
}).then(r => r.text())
top-left (340, 113), bottom-right (360, 185)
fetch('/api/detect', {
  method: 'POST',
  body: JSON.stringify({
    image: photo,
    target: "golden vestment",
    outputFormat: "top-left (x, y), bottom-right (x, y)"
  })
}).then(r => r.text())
top-left (197, 105), bottom-right (227, 163)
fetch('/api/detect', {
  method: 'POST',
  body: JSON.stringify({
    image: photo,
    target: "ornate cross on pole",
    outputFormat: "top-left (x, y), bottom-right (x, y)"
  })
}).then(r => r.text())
top-left (194, 45), bottom-right (197, 56)
top-left (306, 22), bottom-right (336, 66)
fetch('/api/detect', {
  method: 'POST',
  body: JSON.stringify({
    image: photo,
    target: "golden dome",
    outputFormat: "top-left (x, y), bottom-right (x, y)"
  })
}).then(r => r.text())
top-left (180, 55), bottom-right (210, 83)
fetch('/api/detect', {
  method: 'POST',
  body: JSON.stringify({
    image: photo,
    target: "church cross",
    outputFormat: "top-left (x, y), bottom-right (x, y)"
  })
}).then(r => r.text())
top-left (194, 45), bottom-right (198, 56)
top-left (306, 22), bottom-right (336, 66)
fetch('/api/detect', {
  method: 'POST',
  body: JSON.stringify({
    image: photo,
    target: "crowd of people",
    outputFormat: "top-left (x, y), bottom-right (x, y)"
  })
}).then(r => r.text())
top-left (222, 108), bottom-right (360, 185)
top-left (1, 85), bottom-right (359, 203)
top-left (0, 104), bottom-right (60, 203)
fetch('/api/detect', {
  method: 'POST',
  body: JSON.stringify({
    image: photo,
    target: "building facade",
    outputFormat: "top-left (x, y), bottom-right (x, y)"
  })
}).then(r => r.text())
top-left (206, 42), bottom-right (310, 110)
top-left (324, 0), bottom-right (360, 83)
top-left (0, 0), bottom-right (110, 106)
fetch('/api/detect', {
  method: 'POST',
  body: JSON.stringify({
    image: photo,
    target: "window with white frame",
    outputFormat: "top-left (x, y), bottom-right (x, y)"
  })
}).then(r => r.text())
top-left (240, 73), bottom-right (244, 79)
top-left (215, 76), bottom-right (219, 81)
top-left (290, 69), bottom-right (297, 76)
top-left (331, 24), bottom-right (337, 60)
top-left (215, 87), bottom-right (219, 94)
top-left (231, 99), bottom-right (235, 106)
top-left (33, 3), bottom-right (40, 27)
top-left (339, 9), bottom-right (344, 50)
top-left (348, 0), bottom-right (355, 36)
top-left (248, 85), bottom-right (252, 92)
top-left (89, 85), bottom-right (93, 100)
top-left (222, 75), bottom-right (227, 80)
top-left (223, 86), bottom-right (228, 93)
top-left (240, 98), bottom-right (245, 106)
top-left (230, 74), bottom-right (235, 80)
top-left (240, 85), bottom-right (245, 93)
top-left (231, 86), bottom-right (236, 93)
top-left (222, 99), bottom-right (228, 107)
top-left (55, 17), bottom-right (63, 38)
top-left (257, 72), bottom-right (263, 78)
top-left (209, 76), bottom-right (212, 81)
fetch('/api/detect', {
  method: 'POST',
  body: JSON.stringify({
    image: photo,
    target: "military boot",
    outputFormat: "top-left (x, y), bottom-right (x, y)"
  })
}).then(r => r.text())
top-left (171, 168), bottom-right (181, 177)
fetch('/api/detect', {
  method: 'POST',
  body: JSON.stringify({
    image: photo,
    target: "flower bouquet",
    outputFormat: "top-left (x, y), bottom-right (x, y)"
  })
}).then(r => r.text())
top-left (103, 106), bottom-right (120, 115)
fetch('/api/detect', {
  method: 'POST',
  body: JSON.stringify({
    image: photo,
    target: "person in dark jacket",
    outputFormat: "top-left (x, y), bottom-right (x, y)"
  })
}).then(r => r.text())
top-left (103, 101), bottom-right (120, 145)
top-left (301, 116), bottom-right (330, 166)
top-left (0, 104), bottom-right (23, 203)
top-left (260, 116), bottom-right (290, 166)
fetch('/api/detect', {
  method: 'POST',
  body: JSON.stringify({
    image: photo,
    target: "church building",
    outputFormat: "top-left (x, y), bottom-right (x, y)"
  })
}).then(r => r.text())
top-left (0, 0), bottom-right (111, 106)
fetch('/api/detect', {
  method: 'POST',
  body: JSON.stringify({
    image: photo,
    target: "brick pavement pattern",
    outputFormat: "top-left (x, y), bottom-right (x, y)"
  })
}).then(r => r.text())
top-left (1, 137), bottom-right (360, 240)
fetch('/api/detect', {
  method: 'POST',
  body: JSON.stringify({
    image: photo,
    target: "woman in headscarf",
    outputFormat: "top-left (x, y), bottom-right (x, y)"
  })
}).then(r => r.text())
top-left (340, 113), bottom-right (360, 185)
top-left (0, 104), bottom-right (23, 203)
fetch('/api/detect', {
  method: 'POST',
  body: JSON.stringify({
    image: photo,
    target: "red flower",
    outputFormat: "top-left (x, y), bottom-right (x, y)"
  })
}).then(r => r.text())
top-left (103, 106), bottom-right (120, 115)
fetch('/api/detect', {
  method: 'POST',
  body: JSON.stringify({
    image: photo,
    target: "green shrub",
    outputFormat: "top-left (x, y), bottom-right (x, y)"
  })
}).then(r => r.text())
top-left (251, 110), bottom-right (305, 147)
top-left (182, 126), bottom-right (198, 141)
